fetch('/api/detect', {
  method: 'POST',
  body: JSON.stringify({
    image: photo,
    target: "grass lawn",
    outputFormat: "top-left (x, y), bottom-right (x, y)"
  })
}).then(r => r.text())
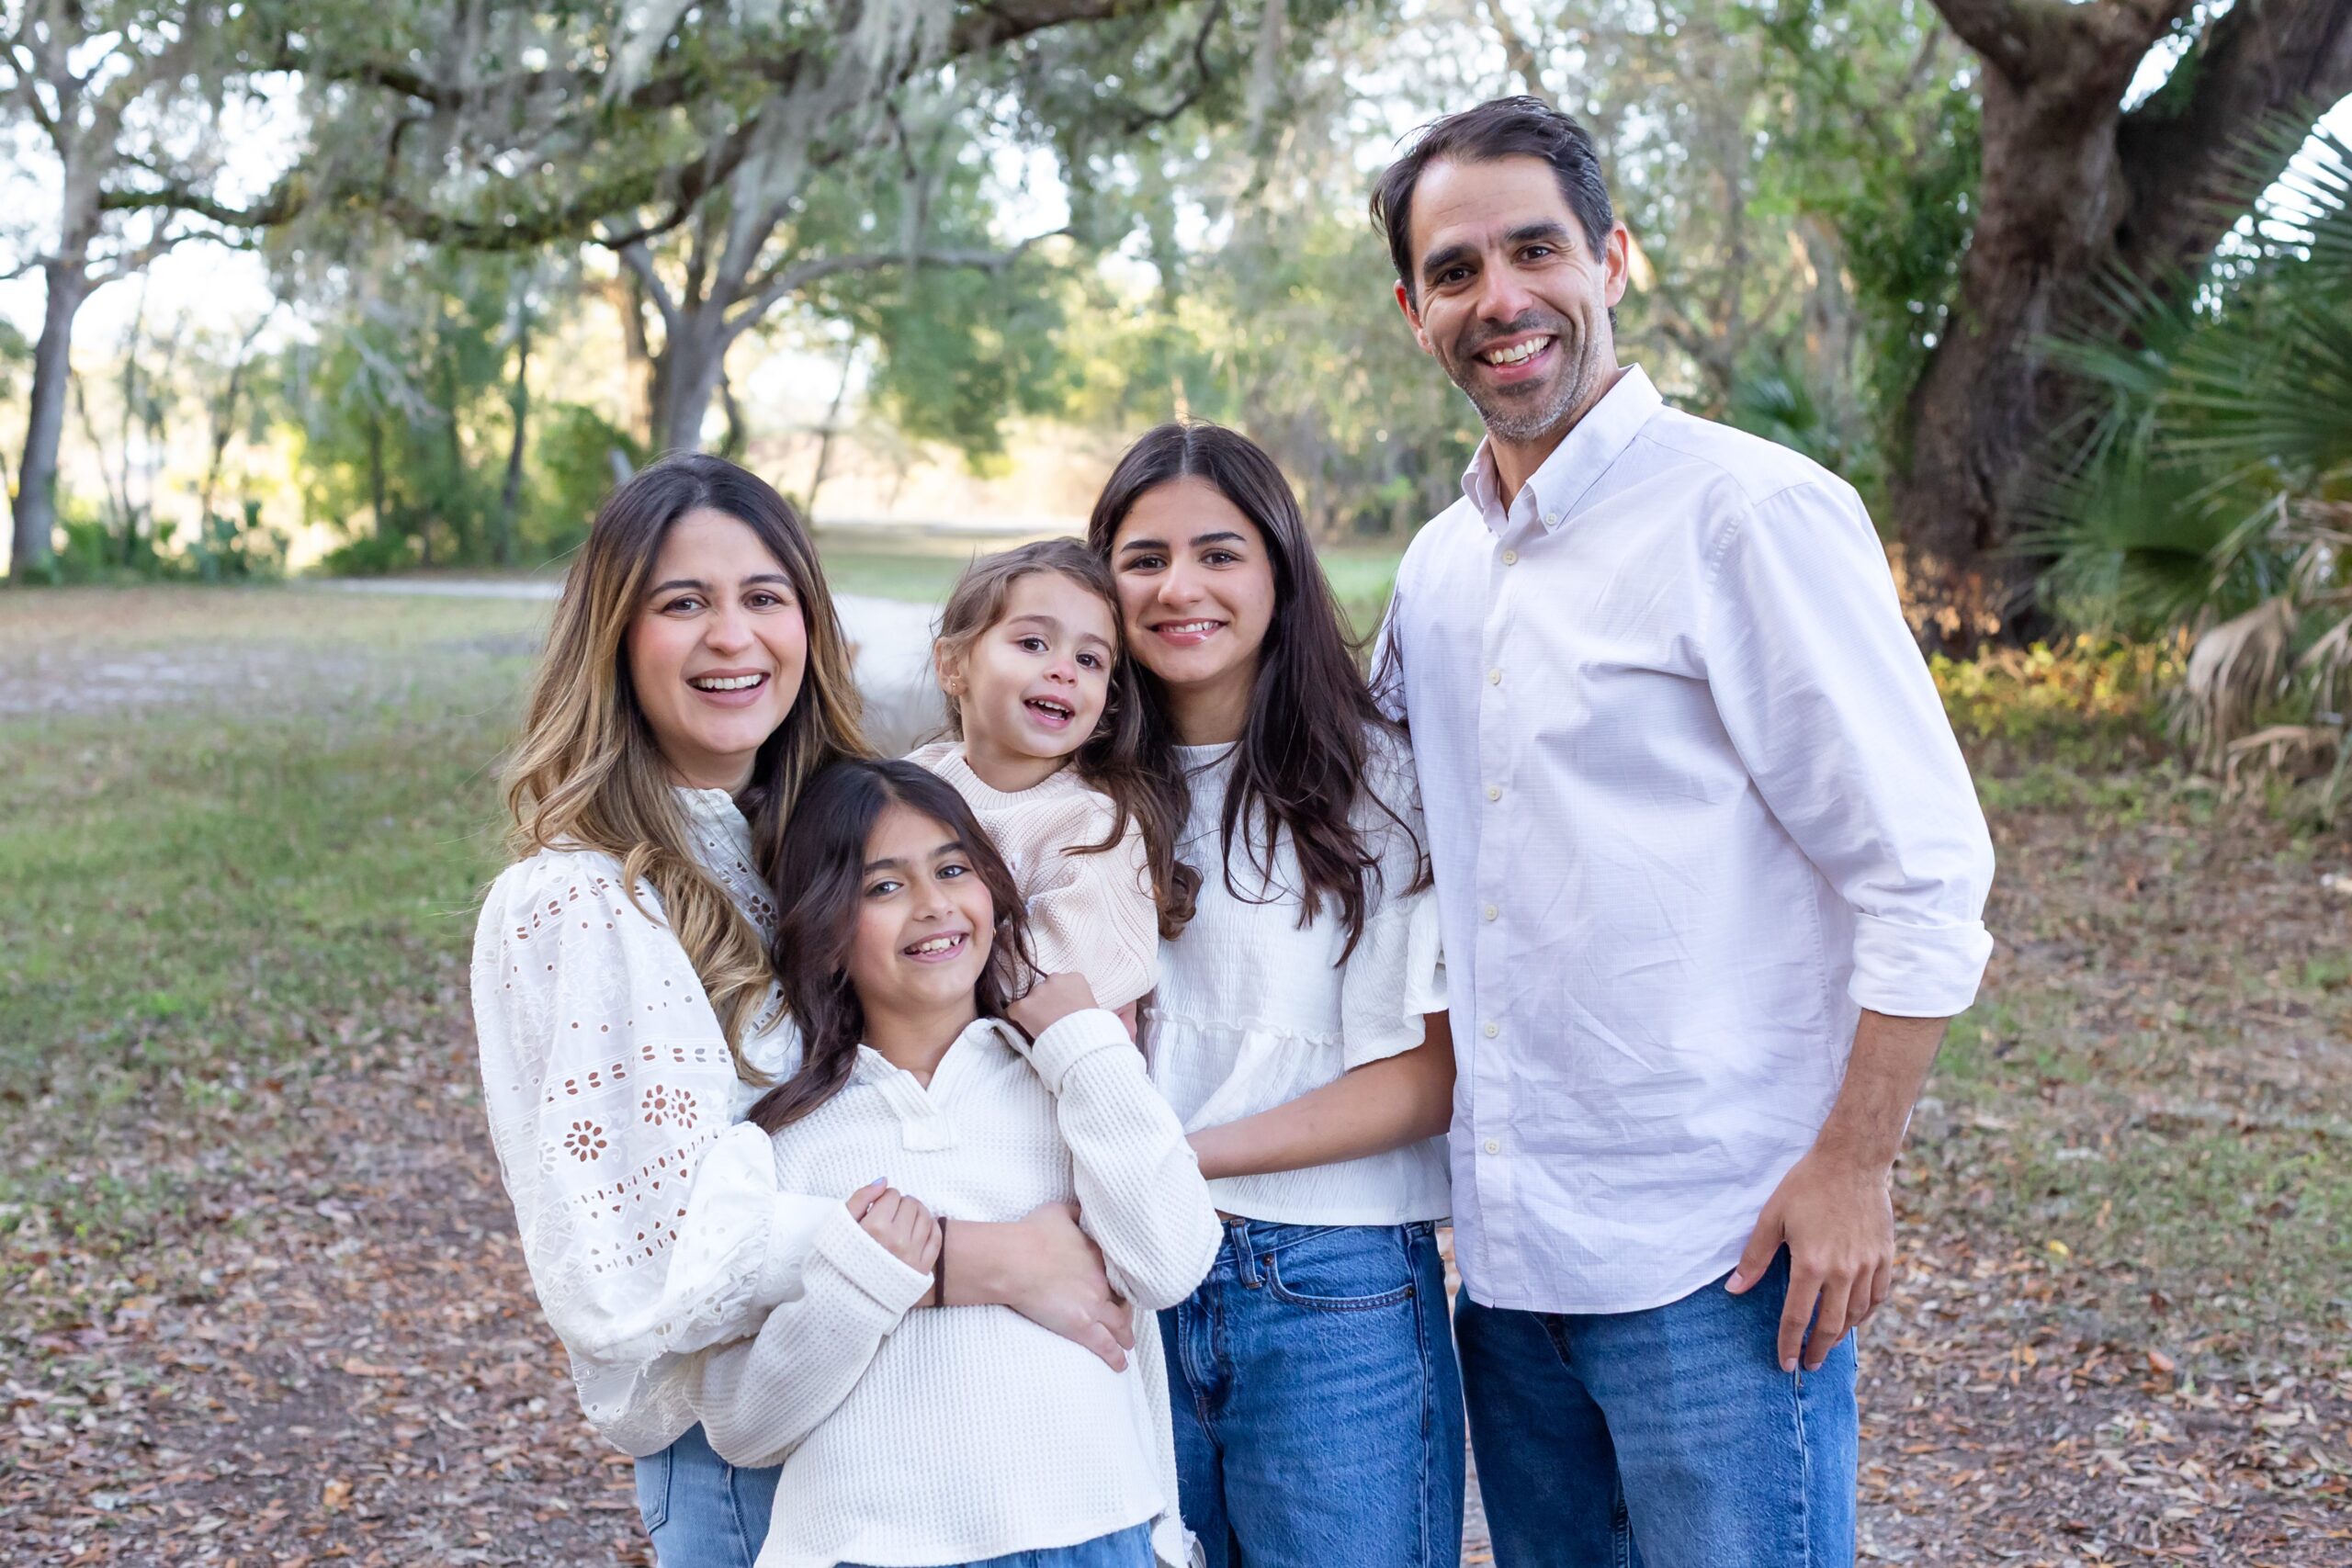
top-left (1, 588), bottom-right (2345, 1565)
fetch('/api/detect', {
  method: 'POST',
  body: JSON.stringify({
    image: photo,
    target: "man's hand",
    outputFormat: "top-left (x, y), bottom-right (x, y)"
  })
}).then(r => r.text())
top-left (1725, 1147), bottom-right (1894, 1373)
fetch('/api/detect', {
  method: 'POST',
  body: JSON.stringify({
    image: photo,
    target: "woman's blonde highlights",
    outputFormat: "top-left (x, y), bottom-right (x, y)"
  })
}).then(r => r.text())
top-left (503, 454), bottom-right (869, 1081)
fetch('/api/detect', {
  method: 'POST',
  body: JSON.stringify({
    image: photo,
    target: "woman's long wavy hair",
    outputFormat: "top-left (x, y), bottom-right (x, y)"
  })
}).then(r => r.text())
top-left (931, 538), bottom-right (1201, 937)
top-left (502, 453), bottom-right (868, 1083)
top-left (1086, 422), bottom-right (1423, 960)
top-left (747, 761), bottom-right (1036, 1132)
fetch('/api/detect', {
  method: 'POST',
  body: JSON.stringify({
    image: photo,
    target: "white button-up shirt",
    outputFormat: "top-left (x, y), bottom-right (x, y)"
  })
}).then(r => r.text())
top-left (1382, 366), bottom-right (1995, 1315)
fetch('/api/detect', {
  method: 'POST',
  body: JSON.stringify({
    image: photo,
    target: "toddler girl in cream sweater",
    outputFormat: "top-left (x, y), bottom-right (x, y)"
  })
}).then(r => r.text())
top-left (909, 541), bottom-right (1196, 1027)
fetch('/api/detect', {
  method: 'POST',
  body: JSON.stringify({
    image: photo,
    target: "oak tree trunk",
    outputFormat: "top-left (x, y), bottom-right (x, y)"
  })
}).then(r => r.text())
top-left (494, 299), bottom-right (533, 568)
top-left (1897, 0), bottom-right (2352, 653)
top-left (9, 260), bottom-right (89, 581)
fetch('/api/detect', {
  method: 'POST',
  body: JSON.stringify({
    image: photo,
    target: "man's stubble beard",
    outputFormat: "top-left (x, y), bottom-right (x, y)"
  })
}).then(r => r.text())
top-left (1452, 322), bottom-right (1611, 447)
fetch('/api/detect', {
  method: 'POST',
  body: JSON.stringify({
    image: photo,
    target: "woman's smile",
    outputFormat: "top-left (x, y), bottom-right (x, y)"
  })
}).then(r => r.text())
top-left (685, 666), bottom-right (774, 707)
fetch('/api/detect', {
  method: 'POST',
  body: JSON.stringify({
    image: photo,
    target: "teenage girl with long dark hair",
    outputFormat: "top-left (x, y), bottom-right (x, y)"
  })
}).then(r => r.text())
top-left (1088, 423), bottom-right (1465, 1566)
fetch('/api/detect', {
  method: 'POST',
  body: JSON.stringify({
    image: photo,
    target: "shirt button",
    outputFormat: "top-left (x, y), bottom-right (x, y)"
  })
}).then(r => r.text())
top-left (1543, 512), bottom-right (1559, 527)
top-left (1501, 548), bottom-right (1519, 566)
top-left (1483, 1138), bottom-right (1501, 1156)
top-left (1482, 1021), bottom-right (1499, 1039)
top-left (1483, 904), bottom-right (1498, 921)
top-left (1487, 668), bottom-right (1502, 685)
top-left (1486, 784), bottom-right (1501, 802)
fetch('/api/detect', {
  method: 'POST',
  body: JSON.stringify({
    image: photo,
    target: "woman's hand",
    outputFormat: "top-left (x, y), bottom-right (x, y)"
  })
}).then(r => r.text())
top-left (940, 1201), bottom-right (1136, 1371)
top-left (846, 1180), bottom-right (942, 1276)
top-left (1005, 972), bottom-right (1100, 1042)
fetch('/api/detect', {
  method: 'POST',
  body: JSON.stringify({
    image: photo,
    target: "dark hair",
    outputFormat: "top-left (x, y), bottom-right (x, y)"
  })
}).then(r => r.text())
top-left (1370, 96), bottom-right (1615, 304)
top-left (746, 760), bottom-right (1035, 1132)
top-left (933, 538), bottom-right (1200, 938)
top-left (1087, 422), bottom-right (1423, 960)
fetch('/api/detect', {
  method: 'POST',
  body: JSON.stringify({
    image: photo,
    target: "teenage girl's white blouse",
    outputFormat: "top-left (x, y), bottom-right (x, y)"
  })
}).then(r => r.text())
top-left (1148, 726), bottom-right (1450, 1225)
top-left (470, 786), bottom-right (840, 1456)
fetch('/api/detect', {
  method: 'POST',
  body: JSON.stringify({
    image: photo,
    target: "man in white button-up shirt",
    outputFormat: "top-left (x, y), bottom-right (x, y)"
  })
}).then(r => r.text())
top-left (1370, 99), bottom-right (1995, 1567)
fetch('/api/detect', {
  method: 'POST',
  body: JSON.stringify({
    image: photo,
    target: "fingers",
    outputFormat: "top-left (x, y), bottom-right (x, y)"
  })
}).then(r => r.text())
top-left (846, 1178), bottom-right (888, 1219)
top-left (1777, 1269), bottom-right (1819, 1374)
top-left (1726, 1205), bottom-right (1783, 1296)
top-left (859, 1189), bottom-right (904, 1235)
top-left (1805, 1272), bottom-right (1855, 1372)
top-left (1081, 1322), bottom-right (1129, 1373)
top-left (854, 1188), bottom-right (944, 1271)
top-left (1844, 1270), bottom-right (1877, 1339)
top-left (1869, 1258), bottom-right (1894, 1319)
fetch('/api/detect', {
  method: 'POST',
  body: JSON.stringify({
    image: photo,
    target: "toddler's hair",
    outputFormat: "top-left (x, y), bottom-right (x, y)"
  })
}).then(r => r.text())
top-left (932, 540), bottom-right (1198, 938)
top-left (748, 760), bottom-right (1035, 1133)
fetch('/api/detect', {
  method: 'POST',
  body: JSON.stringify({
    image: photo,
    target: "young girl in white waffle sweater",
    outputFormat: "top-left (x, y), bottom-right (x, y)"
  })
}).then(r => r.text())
top-left (907, 540), bottom-right (1195, 1032)
top-left (685, 758), bottom-right (1218, 1568)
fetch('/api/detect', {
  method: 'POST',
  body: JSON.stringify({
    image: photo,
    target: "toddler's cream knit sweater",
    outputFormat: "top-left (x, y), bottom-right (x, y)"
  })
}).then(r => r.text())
top-left (909, 741), bottom-right (1160, 1010)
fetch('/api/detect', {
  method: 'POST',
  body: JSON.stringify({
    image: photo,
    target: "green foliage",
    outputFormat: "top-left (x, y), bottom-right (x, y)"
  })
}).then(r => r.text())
top-left (527, 403), bottom-right (642, 558)
top-left (2025, 125), bottom-right (2352, 811)
top-left (1725, 346), bottom-right (1871, 496)
top-left (288, 251), bottom-right (508, 564)
top-left (1931, 637), bottom-right (2174, 767)
top-left (1749, 0), bottom-right (1982, 465)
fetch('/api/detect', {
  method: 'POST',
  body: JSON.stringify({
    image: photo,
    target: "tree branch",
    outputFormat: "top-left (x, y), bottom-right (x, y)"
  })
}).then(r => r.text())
top-left (1116, 0), bottom-right (1227, 132)
top-left (2115, 0), bottom-right (2352, 283)
top-left (1924, 0), bottom-right (2066, 85)
top-left (97, 172), bottom-right (309, 227)
top-left (724, 230), bottom-right (1067, 341)
top-left (615, 239), bottom-right (681, 333)
top-left (1482, 0), bottom-right (1550, 101)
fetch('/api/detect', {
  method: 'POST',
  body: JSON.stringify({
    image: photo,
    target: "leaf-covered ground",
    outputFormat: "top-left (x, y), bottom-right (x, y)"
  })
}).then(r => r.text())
top-left (3, 592), bottom-right (2346, 1566)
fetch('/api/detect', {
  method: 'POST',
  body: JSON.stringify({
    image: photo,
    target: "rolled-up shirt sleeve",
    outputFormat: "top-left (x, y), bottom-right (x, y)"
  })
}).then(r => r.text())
top-left (1701, 479), bottom-right (1995, 1018)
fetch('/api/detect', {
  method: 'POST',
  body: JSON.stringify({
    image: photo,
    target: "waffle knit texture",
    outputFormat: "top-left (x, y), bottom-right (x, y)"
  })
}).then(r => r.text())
top-left (469, 787), bottom-right (838, 1455)
top-left (689, 1010), bottom-right (1220, 1568)
top-left (910, 741), bottom-right (1160, 1010)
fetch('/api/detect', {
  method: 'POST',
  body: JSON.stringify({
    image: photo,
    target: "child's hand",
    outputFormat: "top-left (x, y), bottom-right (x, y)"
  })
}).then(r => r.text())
top-left (847, 1181), bottom-right (942, 1275)
top-left (1005, 972), bottom-right (1100, 1040)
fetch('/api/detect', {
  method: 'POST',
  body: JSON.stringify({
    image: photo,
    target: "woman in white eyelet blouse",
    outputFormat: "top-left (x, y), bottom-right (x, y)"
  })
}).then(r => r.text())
top-left (471, 455), bottom-right (1137, 1568)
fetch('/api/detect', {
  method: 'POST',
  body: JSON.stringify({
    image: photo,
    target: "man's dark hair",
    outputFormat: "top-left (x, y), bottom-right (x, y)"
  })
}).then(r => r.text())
top-left (1370, 96), bottom-right (1615, 303)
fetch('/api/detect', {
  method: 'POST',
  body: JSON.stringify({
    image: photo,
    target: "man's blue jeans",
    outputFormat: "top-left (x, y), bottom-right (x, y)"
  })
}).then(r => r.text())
top-left (1453, 1250), bottom-right (1857, 1568)
top-left (634, 1422), bottom-right (780, 1568)
top-left (1159, 1218), bottom-right (1466, 1568)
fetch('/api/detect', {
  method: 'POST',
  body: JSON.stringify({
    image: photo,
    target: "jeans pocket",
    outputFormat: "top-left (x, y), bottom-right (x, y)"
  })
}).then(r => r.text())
top-left (1262, 1224), bottom-right (1417, 1312)
top-left (633, 1442), bottom-right (673, 1536)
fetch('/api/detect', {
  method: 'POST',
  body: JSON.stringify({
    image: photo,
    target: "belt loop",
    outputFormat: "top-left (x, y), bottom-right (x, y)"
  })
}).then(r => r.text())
top-left (1227, 1218), bottom-right (1261, 1287)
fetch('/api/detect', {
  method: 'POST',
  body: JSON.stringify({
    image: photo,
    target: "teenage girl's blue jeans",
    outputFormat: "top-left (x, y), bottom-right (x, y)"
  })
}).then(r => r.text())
top-left (634, 1423), bottom-right (779, 1568)
top-left (1159, 1218), bottom-right (1465, 1568)
top-left (1453, 1248), bottom-right (1859, 1568)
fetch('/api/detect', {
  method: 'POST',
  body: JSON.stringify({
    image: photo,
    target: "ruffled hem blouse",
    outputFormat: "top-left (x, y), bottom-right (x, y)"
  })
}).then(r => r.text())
top-left (1148, 729), bottom-right (1451, 1225)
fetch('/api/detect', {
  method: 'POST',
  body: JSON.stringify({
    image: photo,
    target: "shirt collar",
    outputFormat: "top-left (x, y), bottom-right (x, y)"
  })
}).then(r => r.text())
top-left (1460, 364), bottom-right (1663, 533)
